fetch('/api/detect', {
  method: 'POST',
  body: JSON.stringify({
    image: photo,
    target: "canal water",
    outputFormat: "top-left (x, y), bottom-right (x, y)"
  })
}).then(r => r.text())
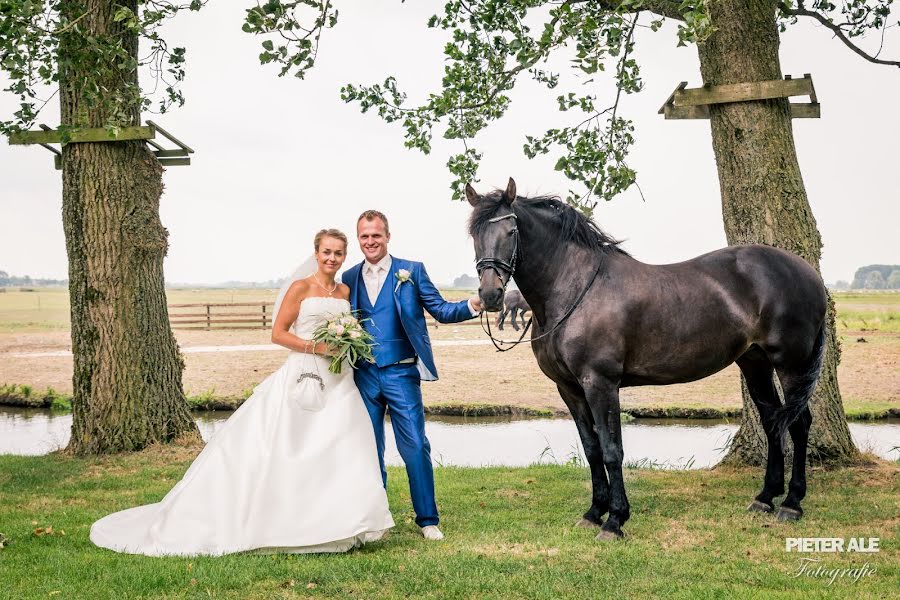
top-left (2, 407), bottom-right (897, 467)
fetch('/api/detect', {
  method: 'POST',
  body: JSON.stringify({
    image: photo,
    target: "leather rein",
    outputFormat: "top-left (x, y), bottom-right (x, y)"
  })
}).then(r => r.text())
top-left (475, 210), bottom-right (605, 352)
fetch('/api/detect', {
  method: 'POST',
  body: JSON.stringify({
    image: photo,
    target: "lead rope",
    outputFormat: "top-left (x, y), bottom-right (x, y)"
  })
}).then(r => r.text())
top-left (478, 251), bottom-right (606, 352)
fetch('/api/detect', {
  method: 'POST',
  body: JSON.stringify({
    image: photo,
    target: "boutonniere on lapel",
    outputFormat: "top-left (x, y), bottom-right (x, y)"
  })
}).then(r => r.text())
top-left (394, 269), bottom-right (413, 293)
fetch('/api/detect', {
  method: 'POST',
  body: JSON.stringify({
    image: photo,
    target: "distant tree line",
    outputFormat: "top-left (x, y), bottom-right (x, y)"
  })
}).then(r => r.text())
top-left (0, 270), bottom-right (68, 287)
top-left (833, 265), bottom-right (900, 290)
top-left (452, 274), bottom-right (479, 289)
top-left (830, 266), bottom-right (900, 290)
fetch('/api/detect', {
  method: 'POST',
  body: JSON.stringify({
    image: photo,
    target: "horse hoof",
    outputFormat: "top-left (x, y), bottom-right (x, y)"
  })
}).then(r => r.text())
top-left (574, 518), bottom-right (602, 530)
top-left (595, 529), bottom-right (623, 541)
top-left (747, 500), bottom-right (774, 514)
top-left (776, 506), bottom-right (803, 522)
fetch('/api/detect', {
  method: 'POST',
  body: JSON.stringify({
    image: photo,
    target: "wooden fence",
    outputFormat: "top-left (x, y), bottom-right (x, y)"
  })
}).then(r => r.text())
top-left (168, 302), bottom-right (273, 330)
top-left (168, 302), bottom-right (483, 330)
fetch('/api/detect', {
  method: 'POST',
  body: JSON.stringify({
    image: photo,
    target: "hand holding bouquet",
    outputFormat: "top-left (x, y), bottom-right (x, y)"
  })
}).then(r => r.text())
top-left (311, 312), bottom-right (376, 374)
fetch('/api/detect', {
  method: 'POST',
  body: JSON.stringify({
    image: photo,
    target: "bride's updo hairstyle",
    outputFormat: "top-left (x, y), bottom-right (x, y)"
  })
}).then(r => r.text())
top-left (314, 228), bottom-right (348, 251)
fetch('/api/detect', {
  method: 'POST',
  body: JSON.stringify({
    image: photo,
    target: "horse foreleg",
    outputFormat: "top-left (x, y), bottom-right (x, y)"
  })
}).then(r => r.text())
top-left (584, 378), bottom-right (629, 539)
top-left (496, 308), bottom-right (507, 331)
top-left (557, 383), bottom-right (608, 528)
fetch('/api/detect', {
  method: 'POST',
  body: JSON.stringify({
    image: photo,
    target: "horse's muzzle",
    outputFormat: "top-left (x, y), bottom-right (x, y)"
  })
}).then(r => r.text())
top-left (479, 288), bottom-right (504, 312)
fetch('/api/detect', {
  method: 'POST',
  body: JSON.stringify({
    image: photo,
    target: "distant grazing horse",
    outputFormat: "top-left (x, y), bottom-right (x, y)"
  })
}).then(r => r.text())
top-left (467, 178), bottom-right (826, 539)
top-left (495, 289), bottom-right (531, 331)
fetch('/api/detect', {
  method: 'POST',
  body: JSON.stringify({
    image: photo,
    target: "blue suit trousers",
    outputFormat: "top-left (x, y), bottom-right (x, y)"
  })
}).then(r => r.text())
top-left (354, 362), bottom-right (438, 527)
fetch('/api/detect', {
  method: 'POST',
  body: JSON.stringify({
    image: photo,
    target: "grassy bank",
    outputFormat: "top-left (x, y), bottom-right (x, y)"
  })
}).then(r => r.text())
top-left (0, 448), bottom-right (896, 599)
top-left (2, 384), bottom-right (897, 420)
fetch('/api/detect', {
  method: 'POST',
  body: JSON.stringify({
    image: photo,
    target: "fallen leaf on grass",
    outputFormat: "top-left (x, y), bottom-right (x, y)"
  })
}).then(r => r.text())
top-left (280, 580), bottom-right (295, 589)
top-left (0, 533), bottom-right (8, 549)
top-left (306, 582), bottom-right (317, 589)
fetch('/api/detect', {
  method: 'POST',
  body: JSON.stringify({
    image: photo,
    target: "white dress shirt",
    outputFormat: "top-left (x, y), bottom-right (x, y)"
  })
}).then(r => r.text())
top-left (363, 254), bottom-right (392, 306)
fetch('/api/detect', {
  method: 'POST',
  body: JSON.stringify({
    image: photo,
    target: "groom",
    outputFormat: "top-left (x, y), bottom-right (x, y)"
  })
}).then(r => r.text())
top-left (343, 210), bottom-right (481, 541)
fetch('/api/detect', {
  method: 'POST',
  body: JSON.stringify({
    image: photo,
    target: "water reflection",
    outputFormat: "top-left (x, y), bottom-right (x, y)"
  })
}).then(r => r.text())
top-left (2, 406), bottom-right (898, 468)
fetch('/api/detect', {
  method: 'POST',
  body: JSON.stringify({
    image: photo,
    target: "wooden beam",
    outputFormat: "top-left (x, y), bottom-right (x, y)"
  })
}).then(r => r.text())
top-left (790, 103), bottom-right (820, 118)
top-left (658, 81), bottom-right (688, 115)
top-left (153, 149), bottom-right (190, 158)
top-left (664, 102), bottom-right (820, 120)
top-left (37, 124), bottom-right (61, 156)
top-left (158, 158), bottom-right (191, 167)
top-left (8, 125), bottom-right (155, 145)
top-left (673, 76), bottom-right (813, 107)
top-left (663, 104), bottom-right (711, 119)
top-left (146, 119), bottom-right (194, 153)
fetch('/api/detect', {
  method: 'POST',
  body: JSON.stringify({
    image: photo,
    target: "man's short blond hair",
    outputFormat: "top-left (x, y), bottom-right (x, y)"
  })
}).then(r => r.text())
top-left (357, 210), bottom-right (390, 236)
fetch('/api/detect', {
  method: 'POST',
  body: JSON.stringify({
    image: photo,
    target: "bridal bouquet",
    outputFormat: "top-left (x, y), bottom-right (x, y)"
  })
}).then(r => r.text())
top-left (311, 312), bottom-right (376, 374)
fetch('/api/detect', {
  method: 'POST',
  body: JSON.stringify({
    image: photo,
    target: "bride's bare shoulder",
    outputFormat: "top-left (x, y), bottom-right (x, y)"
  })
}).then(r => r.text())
top-left (336, 283), bottom-right (351, 301)
top-left (286, 278), bottom-right (312, 298)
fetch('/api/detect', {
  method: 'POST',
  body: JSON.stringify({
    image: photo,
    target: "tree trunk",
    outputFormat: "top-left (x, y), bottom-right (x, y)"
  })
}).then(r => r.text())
top-left (59, 0), bottom-right (198, 454)
top-left (696, 0), bottom-right (857, 465)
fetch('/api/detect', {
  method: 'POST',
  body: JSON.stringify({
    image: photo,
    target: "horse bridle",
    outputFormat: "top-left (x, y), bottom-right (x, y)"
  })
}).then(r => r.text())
top-left (474, 211), bottom-right (519, 287)
top-left (474, 209), bottom-right (606, 352)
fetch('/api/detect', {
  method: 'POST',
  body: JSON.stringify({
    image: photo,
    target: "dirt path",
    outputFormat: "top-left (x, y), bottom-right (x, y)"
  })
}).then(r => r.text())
top-left (1, 328), bottom-right (896, 415)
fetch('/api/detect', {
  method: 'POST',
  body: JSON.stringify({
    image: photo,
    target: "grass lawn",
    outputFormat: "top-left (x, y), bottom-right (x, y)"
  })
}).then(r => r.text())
top-left (0, 446), bottom-right (896, 599)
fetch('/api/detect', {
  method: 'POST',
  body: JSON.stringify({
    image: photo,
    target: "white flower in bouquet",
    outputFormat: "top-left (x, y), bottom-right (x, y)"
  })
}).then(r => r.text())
top-left (312, 312), bottom-right (376, 374)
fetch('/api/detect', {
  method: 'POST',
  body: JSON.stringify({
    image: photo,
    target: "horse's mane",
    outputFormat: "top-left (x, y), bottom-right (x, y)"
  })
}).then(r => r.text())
top-left (468, 191), bottom-right (627, 255)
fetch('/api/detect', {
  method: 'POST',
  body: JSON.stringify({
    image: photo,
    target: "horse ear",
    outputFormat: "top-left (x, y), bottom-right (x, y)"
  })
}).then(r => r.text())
top-left (465, 183), bottom-right (479, 207)
top-left (504, 177), bottom-right (517, 204)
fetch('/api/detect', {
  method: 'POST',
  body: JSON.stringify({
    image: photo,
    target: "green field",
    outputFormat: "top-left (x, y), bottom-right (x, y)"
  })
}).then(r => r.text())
top-left (0, 287), bottom-right (897, 333)
top-left (0, 447), bottom-right (896, 599)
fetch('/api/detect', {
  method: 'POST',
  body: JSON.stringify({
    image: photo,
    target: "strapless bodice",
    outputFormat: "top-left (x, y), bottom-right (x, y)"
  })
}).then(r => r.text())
top-left (292, 297), bottom-right (352, 338)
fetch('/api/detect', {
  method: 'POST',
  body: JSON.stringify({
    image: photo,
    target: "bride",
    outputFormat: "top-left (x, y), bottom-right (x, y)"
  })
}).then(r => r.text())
top-left (90, 228), bottom-right (394, 556)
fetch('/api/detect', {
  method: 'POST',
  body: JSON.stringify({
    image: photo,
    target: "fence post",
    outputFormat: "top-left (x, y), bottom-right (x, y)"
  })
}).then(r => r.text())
top-left (262, 303), bottom-right (267, 329)
top-left (206, 304), bottom-right (211, 331)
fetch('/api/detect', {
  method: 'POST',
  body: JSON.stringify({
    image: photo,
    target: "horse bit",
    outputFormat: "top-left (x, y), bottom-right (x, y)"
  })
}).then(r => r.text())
top-left (474, 210), bottom-right (606, 352)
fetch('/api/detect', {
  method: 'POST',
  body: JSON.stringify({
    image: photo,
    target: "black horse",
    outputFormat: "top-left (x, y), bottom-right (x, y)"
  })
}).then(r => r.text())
top-left (467, 178), bottom-right (826, 540)
top-left (495, 289), bottom-right (531, 331)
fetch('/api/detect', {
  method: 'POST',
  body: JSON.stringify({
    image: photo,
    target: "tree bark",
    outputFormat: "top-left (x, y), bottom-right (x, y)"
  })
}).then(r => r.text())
top-left (696, 0), bottom-right (857, 465)
top-left (59, 0), bottom-right (198, 454)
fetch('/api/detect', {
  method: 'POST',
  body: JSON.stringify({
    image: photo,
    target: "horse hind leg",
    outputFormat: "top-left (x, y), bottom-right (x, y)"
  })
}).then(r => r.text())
top-left (778, 407), bottom-right (812, 521)
top-left (511, 308), bottom-right (521, 331)
top-left (736, 348), bottom-right (785, 514)
top-left (769, 326), bottom-right (825, 521)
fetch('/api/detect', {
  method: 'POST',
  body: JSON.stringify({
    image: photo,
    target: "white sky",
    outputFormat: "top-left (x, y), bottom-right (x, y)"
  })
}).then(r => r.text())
top-left (1, 2), bottom-right (897, 285)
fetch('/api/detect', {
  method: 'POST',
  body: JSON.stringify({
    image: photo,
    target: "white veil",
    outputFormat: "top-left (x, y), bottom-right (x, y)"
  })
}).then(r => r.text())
top-left (272, 254), bottom-right (319, 326)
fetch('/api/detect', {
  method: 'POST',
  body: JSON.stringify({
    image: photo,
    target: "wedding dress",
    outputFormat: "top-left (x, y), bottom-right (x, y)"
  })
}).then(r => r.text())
top-left (90, 296), bottom-right (394, 556)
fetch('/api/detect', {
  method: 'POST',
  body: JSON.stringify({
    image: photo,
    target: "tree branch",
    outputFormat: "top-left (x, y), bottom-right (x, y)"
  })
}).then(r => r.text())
top-left (638, 0), bottom-right (686, 21)
top-left (779, 3), bottom-right (900, 68)
top-left (569, 0), bottom-right (685, 21)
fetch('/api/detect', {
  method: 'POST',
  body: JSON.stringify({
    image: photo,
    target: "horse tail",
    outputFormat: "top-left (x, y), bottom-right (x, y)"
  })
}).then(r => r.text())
top-left (772, 324), bottom-right (826, 443)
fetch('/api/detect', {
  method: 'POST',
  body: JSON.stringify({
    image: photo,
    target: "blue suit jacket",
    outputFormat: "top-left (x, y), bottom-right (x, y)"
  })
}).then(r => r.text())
top-left (342, 256), bottom-right (474, 381)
